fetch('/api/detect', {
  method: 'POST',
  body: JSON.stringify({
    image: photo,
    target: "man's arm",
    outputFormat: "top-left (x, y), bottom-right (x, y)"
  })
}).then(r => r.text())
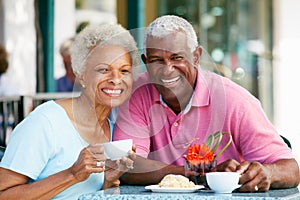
top-left (120, 155), bottom-right (184, 185)
top-left (218, 158), bottom-right (299, 192)
top-left (266, 159), bottom-right (299, 188)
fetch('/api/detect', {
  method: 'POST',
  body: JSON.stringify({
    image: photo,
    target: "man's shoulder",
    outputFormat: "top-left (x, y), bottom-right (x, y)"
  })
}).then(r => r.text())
top-left (203, 71), bottom-right (254, 97)
top-left (199, 71), bottom-right (260, 106)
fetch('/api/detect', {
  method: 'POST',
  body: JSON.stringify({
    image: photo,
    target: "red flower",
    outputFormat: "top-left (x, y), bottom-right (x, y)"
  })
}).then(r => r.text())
top-left (185, 143), bottom-right (215, 165)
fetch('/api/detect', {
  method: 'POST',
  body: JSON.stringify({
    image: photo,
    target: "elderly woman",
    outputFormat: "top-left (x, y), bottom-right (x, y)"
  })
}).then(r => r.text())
top-left (0, 24), bottom-right (139, 199)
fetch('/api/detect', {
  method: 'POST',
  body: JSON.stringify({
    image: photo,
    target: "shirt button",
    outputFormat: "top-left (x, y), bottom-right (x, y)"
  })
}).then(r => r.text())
top-left (174, 122), bottom-right (179, 127)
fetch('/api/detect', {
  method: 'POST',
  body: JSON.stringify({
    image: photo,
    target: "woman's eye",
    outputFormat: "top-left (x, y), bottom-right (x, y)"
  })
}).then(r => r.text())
top-left (97, 68), bottom-right (108, 73)
top-left (121, 69), bottom-right (132, 74)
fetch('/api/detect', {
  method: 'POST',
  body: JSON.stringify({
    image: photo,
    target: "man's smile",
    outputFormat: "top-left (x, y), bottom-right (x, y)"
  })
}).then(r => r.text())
top-left (161, 76), bottom-right (181, 86)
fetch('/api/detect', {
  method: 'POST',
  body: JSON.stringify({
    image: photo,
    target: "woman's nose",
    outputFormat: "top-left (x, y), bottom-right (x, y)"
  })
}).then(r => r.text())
top-left (109, 70), bottom-right (121, 85)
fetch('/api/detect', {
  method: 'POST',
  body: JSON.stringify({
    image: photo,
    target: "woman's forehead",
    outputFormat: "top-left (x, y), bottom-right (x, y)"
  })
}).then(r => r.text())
top-left (87, 45), bottom-right (130, 63)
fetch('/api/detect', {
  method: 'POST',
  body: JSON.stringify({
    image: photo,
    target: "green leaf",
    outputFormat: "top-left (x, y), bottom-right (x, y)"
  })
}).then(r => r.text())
top-left (213, 131), bottom-right (223, 153)
top-left (215, 132), bottom-right (232, 159)
top-left (205, 134), bottom-right (215, 149)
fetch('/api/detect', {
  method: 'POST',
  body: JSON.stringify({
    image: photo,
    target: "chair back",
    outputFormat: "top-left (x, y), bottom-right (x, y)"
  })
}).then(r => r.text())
top-left (280, 135), bottom-right (292, 149)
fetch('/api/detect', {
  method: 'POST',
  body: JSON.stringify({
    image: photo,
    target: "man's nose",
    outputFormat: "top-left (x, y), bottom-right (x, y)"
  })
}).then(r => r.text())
top-left (163, 59), bottom-right (175, 73)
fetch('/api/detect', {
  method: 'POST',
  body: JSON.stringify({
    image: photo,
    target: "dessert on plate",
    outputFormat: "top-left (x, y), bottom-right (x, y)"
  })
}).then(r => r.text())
top-left (158, 174), bottom-right (195, 188)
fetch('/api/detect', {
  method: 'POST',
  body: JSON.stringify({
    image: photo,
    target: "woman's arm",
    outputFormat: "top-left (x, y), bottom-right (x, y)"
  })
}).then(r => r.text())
top-left (0, 145), bottom-right (105, 200)
top-left (0, 167), bottom-right (78, 200)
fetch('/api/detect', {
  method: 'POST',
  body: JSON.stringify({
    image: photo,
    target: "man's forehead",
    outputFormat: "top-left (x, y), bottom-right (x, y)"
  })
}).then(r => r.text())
top-left (146, 48), bottom-right (186, 55)
top-left (145, 32), bottom-right (188, 53)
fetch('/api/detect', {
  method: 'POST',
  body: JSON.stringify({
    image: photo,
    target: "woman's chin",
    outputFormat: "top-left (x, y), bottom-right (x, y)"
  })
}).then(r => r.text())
top-left (107, 99), bottom-right (126, 108)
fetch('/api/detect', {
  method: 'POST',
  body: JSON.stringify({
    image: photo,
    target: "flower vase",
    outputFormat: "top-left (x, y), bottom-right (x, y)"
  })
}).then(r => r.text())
top-left (184, 158), bottom-right (217, 187)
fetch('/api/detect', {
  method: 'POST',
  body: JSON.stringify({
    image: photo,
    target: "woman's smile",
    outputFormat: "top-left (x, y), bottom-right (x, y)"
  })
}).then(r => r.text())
top-left (101, 88), bottom-right (123, 96)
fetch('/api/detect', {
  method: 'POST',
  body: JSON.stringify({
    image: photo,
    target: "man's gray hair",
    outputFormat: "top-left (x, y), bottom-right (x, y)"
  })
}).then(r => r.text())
top-left (143, 15), bottom-right (198, 53)
top-left (71, 23), bottom-right (140, 77)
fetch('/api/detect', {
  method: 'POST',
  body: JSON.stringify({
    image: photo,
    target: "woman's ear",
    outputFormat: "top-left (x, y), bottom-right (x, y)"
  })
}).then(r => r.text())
top-left (193, 46), bottom-right (202, 65)
top-left (78, 75), bottom-right (86, 89)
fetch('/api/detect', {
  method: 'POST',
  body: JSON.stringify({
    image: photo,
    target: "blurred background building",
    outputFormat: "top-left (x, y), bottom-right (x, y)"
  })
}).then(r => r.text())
top-left (0, 0), bottom-right (299, 161)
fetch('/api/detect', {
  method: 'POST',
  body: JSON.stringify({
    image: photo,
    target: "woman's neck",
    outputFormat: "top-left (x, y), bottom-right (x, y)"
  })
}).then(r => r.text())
top-left (72, 95), bottom-right (112, 142)
top-left (74, 95), bottom-right (111, 124)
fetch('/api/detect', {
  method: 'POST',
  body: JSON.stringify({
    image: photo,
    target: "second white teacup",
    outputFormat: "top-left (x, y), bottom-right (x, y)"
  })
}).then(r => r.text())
top-left (206, 172), bottom-right (240, 193)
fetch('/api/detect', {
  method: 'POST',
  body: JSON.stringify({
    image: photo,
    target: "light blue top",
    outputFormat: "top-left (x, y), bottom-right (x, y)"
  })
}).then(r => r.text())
top-left (0, 100), bottom-right (115, 199)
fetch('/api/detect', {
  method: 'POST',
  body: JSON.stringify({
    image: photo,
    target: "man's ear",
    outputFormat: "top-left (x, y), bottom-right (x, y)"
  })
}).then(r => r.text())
top-left (141, 54), bottom-right (147, 64)
top-left (193, 46), bottom-right (202, 65)
top-left (142, 54), bottom-right (150, 71)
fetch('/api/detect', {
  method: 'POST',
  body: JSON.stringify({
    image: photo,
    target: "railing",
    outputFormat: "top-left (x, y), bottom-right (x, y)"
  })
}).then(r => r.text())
top-left (0, 96), bottom-right (24, 146)
top-left (0, 92), bottom-right (80, 146)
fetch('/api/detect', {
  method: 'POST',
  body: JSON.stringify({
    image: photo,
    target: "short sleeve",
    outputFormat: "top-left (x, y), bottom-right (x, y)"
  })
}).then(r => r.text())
top-left (0, 111), bottom-right (55, 180)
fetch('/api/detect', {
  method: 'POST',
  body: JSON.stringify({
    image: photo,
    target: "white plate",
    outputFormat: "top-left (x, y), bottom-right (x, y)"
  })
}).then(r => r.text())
top-left (145, 185), bottom-right (204, 193)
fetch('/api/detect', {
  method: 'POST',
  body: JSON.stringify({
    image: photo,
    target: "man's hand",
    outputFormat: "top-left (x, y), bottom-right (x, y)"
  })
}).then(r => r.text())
top-left (217, 158), bottom-right (299, 192)
top-left (236, 161), bottom-right (272, 192)
top-left (216, 159), bottom-right (271, 191)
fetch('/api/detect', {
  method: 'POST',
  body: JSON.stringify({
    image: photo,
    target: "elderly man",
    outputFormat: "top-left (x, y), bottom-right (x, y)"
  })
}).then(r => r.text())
top-left (56, 37), bottom-right (81, 92)
top-left (114, 15), bottom-right (299, 192)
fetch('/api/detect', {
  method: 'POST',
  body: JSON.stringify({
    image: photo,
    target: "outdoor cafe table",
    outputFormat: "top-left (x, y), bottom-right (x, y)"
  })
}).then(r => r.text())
top-left (79, 185), bottom-right (300, 200)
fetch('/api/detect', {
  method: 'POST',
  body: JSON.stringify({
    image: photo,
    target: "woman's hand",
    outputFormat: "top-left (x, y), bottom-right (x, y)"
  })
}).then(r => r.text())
top-left (68, 144), bottom-right (106, 182)
top-left (102, 146), bottom-right (136, 189)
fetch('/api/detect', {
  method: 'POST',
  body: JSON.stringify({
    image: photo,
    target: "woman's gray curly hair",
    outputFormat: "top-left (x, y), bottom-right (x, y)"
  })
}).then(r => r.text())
top-left (143, 15), bottom-right (198, 53)
top-left (71, 23), bottom-right (140, 77)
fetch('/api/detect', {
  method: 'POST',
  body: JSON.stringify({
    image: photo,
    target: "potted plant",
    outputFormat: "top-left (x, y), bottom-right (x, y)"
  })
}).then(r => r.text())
top-left (184, 131), bottom-right (232, 185)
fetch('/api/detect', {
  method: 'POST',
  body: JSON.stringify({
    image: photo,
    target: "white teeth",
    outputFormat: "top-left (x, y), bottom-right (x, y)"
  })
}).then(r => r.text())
top-left (161, 76), bottom-right (180, 84)
top-left (102, 89), bottom-right (122, 94)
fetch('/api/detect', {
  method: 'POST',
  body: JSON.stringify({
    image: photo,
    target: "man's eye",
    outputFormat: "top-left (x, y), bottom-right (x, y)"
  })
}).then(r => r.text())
top-left (148, 58), bottom-right (163, 63)
top-left (171, 56), bottom-right (183, 61)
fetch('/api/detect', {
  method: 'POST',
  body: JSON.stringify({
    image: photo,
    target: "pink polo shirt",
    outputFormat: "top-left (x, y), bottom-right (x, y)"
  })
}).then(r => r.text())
top-left (114, 70), bottom-right (293, 166)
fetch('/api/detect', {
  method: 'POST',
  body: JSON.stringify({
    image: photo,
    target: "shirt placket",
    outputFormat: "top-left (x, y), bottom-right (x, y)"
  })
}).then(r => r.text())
top-left (165, 108), bottom-right (182, 139)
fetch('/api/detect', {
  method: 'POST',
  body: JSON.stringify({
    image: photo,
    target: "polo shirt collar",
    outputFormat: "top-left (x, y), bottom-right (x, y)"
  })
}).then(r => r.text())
top-left (192, 69), bottom-right (210, 107)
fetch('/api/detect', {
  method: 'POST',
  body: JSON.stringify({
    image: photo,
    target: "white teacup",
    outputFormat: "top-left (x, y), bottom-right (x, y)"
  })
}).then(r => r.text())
top-left (206, 172), bottom-right (240, 193)
top-left (103, 139), bottom-right (133, 160)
